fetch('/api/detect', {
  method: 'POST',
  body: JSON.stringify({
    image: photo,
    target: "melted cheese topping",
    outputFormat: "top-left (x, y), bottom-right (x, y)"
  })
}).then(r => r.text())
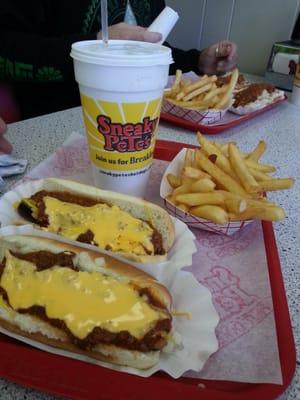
top-left (43, 197), bottom-right (154, 256)
top-left (1, 251), bottom-right (166, 339)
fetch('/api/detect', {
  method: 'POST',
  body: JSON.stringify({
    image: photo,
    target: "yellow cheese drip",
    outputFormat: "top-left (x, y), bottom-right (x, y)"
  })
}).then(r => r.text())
top-left (44, 197), bottom-right (154, 256)
top-left (1, 251), bottom-right (165, 339)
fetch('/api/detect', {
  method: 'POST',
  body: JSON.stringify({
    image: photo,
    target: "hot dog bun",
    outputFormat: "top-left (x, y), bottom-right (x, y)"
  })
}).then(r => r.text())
top-left (0, 235), bottom-right (172, 369)
top-left (16, 178), bottom-right (175, 263)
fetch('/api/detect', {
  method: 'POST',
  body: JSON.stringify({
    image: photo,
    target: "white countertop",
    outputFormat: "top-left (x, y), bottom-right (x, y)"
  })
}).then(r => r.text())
top-left (0, 99), bottom-right (299, 399)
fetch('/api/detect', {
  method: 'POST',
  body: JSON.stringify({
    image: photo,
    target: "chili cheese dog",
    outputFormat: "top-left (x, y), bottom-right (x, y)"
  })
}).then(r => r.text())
top-left (15, 178), bottom-right (175, 263)
top-left (230, 83), bottom-right (285, 115)
top-left (0, 235), bottom-right (172, 369)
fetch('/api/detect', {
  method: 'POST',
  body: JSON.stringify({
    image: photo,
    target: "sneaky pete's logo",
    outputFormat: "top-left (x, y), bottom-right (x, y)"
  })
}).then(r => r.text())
top-left (97, 115), bottom-right (159, 152)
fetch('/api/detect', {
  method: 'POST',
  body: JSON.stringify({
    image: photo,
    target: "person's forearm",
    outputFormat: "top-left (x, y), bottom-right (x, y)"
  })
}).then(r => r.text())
top-left (0, 31), bottom-right (96, 82)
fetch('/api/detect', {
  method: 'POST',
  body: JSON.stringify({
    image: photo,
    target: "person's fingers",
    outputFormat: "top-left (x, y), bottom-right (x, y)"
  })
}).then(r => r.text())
top-left (226, 42), bottom-right (237, 61)
top-left (206, 44), bottom-right (218, 58)
top-left (139, 29), bottom-right (162, 43)
top-left (216, 56), bottom-right (238, 73)
top-left (0, 117), bottom-right (7, 135)
top-left (105, 23), bottom-right (162, 43)
top-left (0, 137), bottom-right (13, 154)
top-left (131, 26), bottom-right (161, 42)
top-left (198, 41), bottom-right (238, 74)
top-left (214, 41), bottom-right (237, 61)
top-left (216, 41), bottom-right (231, 57)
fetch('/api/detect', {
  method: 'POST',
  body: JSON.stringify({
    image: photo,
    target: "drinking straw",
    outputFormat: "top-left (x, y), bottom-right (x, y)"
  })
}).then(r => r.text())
top-left (101, 0), bottom-right (108, 46)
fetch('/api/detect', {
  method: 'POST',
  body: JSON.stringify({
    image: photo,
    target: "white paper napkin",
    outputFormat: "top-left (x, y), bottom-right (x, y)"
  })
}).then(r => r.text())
top-left (0, 154), bottom-right (27, 192)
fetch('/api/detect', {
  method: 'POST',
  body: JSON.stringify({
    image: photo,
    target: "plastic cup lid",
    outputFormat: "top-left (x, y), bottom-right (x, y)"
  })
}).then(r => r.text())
top-left (70, 40), bottom-right (173, 67)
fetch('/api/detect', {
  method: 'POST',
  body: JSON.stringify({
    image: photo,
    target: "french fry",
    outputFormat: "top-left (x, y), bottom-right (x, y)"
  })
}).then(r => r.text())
top-left (175, 91), bottom-right (186, 101)
top-left (175, 80), bottom-right (194, 100)
top-left (190, 205), bottom-right (229, 224)
top-left (228, 143), bottom-right (260, 193)
top-left (210, 95), bottom-right (220, 107)
top-left (217, 190), bottom-right (277, 208)
top-left (203, 85), bottom-right (228, 102)
top-left (229, 205), bottom-right (285, 221)
top-left (247, 140), bottom-right (266, 161)
top-left (165, 70), bottom-right (182, 98)
top-left (165, 194), bottom-right (176, 205)
top-left (248, 168), bottom-right (273, 181)
top-left (166, 97), bottom-right (211, 109)
top-left (181, 176), bottom-right (197, 185)
top-left (220, 142), bottom-right (235, 156)
top-left (225, 198), bottom-right (247, 214)
top-left (197, 132), bottom-right (236, 178)
top-left (244, 198), bottom-right (277, 208)
top-left (182, 79), bottom-right (192, 89)
top-left (195, 150), bottom-right (249, 197)
top-left (257, 178), bottom-right (295, 191)
top-left (183, 83), bottom-right (213, 101)
top-left (172, 69), bottom-right (182, 90)
top-left (172, 184), bottom-right (192, 197)
top-left (215, 68), bottom-right (239, 109)
top-left (174, 103), bottom-right (215, 111)
top-left (182, 166), bottom-right (210, 180)
top-left (245, 158), bottom-right (276, 173)
top-left (166, 173), bottom-right (182, 188)
top-left (184, 148), bottom-right (194, 168)
top-left (213, 142), bottom-right (236, 156)
top-left (177, 203), bottom-right (190, 213)
top-left (183, 75), bottom-right (215, 94)
top-left (190, 178), bottom-right (216, 193)
top-left (175, 192), bottom-right (224, 207)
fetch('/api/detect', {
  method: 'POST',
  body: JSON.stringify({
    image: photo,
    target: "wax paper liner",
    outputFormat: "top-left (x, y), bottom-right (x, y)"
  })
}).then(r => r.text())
top-left (0, 178), bottom-right (197, 284)
top-left (0, 225), bottom-right (219, 379)
top-left (162, 98), bottom-right (229, 125)
top-left (160, 148), bottom-right (253, 235)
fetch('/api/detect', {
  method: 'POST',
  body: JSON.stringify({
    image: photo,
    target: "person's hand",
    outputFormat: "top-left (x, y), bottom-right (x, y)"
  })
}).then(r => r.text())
top-left (97, 22), bottom-right (162, 43)
top-left (0, 117), bottom-right (13, 153)
top-left (198, 40), bottom-right (238, 75)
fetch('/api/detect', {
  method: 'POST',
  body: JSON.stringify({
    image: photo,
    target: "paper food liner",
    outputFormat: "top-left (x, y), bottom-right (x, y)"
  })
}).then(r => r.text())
top-left (160, 148), bottom-right (254, 235)
top-left (0, 178), bottom-right (197, 284)
top-left (0, 225), bottom-right (219, 379)
top-left (162, 99), bottom-right (229, 125)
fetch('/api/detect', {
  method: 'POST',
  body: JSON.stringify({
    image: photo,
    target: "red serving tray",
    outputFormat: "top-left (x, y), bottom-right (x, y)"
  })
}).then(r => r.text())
top-left (160, 97), bottom-right (287, 134)
top-left (0, 140), bottom-right (296, 400)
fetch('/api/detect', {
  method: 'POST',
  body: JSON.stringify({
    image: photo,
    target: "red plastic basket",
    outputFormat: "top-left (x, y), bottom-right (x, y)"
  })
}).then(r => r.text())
top-left (0, 139), bottom-right (296, 400)
top-left (160, 97), bottom-right (287, 134)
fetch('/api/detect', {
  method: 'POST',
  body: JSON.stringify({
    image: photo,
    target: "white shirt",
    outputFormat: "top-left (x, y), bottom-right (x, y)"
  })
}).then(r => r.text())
top-left (124, 0), bottom-right (137, 25)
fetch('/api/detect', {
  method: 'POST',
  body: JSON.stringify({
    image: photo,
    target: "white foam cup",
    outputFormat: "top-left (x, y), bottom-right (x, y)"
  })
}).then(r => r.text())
top-left (71, 40), bottom-right (173, 197)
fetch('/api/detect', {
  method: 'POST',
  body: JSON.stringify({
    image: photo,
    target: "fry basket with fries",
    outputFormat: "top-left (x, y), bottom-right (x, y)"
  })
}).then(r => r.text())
top-left (160, 133), bottom-right (295, 235)
top-left (162, 69), bottom-right (239, 125)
